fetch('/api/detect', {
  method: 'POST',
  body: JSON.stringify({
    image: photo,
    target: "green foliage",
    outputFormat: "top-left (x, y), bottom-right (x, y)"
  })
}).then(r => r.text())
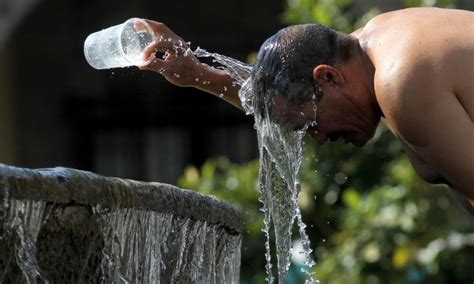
top-left (179, 158), bottom-right (263, 235)
top-left (179, 127), bottom-right (474, 283)
top-left (404, 0), bottom-right (455, 8)
top-left (304, 130), bottom-right (474, 283)
top-left (180, 1), bottom-right (474, 283)
top-left (283, 0), bottom-right (380, 32)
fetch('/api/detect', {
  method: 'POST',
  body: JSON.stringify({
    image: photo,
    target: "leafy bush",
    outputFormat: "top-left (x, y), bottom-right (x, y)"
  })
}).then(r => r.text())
top-left (179, 125), bottom-right (474, 283)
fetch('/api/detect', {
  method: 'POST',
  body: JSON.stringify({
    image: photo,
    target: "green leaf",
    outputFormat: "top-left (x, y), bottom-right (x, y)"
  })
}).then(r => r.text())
top-left (312, 4), bottom-right (332, 26)
top-left (342, 189), bottom-right (361, 211)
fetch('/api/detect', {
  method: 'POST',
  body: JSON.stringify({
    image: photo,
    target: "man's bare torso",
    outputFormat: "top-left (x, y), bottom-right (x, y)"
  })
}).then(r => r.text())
top-left (356, 8), bottom-right (474, 198)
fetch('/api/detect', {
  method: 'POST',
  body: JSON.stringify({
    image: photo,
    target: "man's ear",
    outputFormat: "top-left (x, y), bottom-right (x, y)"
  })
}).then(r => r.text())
top-left (313, 65), bottom-right (345, 87)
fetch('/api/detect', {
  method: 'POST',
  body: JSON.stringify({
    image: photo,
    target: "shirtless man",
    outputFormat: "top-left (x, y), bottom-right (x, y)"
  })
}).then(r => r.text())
top-left (139, 8), bottom-right (474, 207)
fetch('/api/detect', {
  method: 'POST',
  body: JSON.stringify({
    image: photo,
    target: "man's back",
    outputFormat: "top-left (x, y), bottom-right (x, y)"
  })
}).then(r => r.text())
top-left (364, 8), bottom-right (473, 119)
top-left (358, 8), bottom-right (474, 198)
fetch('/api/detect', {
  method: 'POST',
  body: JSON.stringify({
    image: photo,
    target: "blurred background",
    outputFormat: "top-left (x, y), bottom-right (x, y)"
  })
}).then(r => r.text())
top-left (0, 0), bottom-right (473, 283)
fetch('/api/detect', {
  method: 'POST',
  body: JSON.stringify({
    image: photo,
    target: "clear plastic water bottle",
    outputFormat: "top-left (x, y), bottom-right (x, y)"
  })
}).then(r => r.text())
top-left (84, 18), bottom-right (156, 70)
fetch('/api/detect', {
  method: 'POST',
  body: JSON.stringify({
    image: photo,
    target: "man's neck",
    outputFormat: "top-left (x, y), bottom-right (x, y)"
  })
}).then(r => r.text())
top-left (347, 40), bottom-right (381, 120)
top-left (359, 47), bottom-right (380, 117)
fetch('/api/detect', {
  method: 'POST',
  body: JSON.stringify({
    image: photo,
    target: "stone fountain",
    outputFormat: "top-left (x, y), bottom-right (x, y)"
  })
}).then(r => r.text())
top-left (0, 164), bottom-right (241, 283)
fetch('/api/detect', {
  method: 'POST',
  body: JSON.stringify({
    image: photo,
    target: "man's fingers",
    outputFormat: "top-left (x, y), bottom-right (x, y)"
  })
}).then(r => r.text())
top-left (138, 58), bottom-right (169, 74)
top-left (140, 19), bottom-right (176, 41)
top-left (142, 40), bottom-right (173, 62)
top-left (141, 19), bottom-right (170, 34)
top-left (133, 19), bottom-right (148, 32)
top-left (143, 41), bottom-right (189, 66)
top-left (142, 43), bottom-right (159, 62)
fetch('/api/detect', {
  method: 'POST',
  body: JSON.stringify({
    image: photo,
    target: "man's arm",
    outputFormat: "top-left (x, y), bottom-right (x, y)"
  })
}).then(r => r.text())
top-left (138, 20), bottom-right (245, 110)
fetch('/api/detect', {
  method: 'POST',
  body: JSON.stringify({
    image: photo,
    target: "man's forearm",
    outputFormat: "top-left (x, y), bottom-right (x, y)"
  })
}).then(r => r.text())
top-left (137, 20), bottom-right (250, 111)
top-left (192, 64), bottom-right (244, 111)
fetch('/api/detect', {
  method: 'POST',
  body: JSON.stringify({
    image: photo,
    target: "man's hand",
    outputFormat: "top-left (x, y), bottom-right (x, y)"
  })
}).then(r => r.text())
top-left (137, 20), bottom-right (202, 87)
top-left (136, 19), bottom-right (244, 110)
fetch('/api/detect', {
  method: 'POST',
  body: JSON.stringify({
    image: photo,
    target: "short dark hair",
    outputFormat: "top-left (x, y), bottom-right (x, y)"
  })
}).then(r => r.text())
top-left (251, 24), bottom-right (355, 117)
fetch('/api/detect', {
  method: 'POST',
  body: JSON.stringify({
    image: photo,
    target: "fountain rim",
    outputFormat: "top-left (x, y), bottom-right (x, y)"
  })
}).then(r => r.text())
top-left (0, 163), bottom-right (241, 234)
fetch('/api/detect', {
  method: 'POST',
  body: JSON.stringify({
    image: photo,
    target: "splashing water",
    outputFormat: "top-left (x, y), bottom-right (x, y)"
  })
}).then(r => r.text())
top-left (194, 48), bottom-right (318, 283)
top-left (193, 47), bottom-right (253, 87)
top-left (0, 199), bottom-right (241, 283)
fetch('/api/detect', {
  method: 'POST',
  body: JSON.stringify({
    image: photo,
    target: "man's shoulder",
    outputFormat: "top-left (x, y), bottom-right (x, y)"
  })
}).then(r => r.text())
top-left (374, 54), bottom-right (436, 99)
top-left (363, 8), bottom-right (472, 65)
top-left (374, 56), bottom-right (433, 104)
top-left (374, 57), bottom-right (442, 144)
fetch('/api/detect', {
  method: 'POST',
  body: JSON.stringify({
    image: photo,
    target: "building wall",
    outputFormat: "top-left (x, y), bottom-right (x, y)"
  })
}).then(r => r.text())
top-left (0, 47), bottom-right (16, 164)
top-left (5, 0), bottom-right (284, 183)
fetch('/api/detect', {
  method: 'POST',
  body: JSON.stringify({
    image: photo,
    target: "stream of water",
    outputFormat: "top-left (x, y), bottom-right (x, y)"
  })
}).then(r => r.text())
top-left (194, 48), bottom-right (318, 283)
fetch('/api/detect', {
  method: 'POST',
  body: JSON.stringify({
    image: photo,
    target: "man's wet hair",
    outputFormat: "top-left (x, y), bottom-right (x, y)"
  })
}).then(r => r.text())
top-left (251, 23), bottom-right (356, 117)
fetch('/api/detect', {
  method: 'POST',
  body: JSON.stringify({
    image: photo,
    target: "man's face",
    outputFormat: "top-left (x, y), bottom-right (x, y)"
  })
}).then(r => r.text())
top-left (271, 92), bottom-right (376, 147)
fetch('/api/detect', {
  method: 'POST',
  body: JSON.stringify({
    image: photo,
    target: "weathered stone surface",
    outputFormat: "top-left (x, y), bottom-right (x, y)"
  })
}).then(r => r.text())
top-left (0, 164), bottom-right (241, 283)
top-left (0, 164), bottom-right (241, 232)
